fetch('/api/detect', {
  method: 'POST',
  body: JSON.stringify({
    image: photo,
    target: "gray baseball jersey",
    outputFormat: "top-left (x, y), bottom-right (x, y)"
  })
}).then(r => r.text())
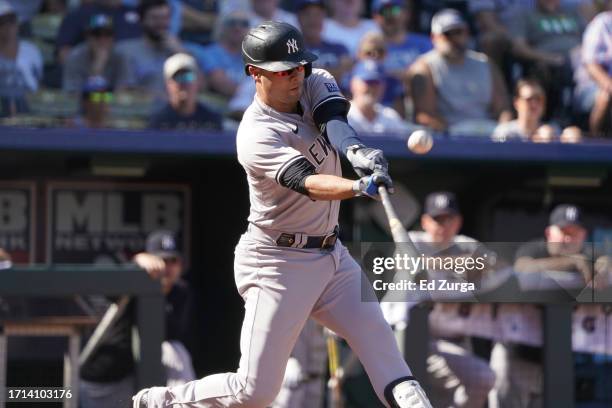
top-left (236, 68), bottom-right (347, 235)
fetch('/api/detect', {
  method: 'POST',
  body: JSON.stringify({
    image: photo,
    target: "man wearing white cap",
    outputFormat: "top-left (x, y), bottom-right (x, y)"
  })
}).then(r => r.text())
top-left (149, 53), bottom-right (223, 130)
top-left (408, 9), bottom-right (511, 135)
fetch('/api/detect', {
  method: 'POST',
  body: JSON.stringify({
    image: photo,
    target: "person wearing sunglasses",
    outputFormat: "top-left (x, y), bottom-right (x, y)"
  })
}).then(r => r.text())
top-left (408, 8), bottom-right (512, 135)
top-left (77, 76), bottom-right (113, 128)
top-left (372, 0), bottom-right (432, 118)
top-left (63, 13), bottom-right (131, 93)
top-left (133, 21), bottom-right (432, 408)
top-left (0, 0), bottom-right (42, 117)
top-left (149, 53), bottom-right (222, 130)
top-left (187, 11), bottom-right (251, 98)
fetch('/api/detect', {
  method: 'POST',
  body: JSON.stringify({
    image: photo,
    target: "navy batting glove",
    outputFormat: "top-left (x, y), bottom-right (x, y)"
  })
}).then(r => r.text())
top-left (353, 172), bottom-right (393, 199)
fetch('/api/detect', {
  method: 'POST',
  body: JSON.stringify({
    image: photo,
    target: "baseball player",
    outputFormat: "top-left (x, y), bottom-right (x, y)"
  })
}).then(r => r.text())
top-left (133, 21), bottom-right (431, 408)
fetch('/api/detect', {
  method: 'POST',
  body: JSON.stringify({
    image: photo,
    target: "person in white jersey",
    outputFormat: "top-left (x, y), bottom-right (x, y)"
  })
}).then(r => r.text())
top-left (133, 21), bottom-right (431, 408)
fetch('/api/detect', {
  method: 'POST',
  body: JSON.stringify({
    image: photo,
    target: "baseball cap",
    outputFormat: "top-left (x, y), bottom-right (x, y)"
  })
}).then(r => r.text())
top-left (87, 14), bottom-right (113, 31)
top-left (295, 0), bottom-right (324, 12)
top-left (164, 53), bottom-right (198, 81)
top-left (372, 0), bottom-right (403, 13)
top-left (352, 60), bottom-right (385, 82)
top-left (431, 8), bottom-right (467, 34)
top-left (146, 230), bottom-right (181, 259)
top-left (0, 0), bottom-right (15, 18)
top-left (424, 191), bottom-right (460, 217)
top-left (549, 204), bottom-right (583, 228)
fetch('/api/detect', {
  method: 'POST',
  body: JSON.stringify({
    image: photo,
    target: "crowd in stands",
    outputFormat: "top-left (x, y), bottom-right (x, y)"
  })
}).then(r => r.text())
top-left (1, 0), bottom-right (612, 140)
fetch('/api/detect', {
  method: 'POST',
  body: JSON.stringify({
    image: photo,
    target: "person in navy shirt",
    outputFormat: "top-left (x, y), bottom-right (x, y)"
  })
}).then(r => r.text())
top-left (149, 53), bottom-right (223, 130)
top-left (56, 0), bottom-right (141, 64)
top-left (295, 0), bottom-right (352, 84)
top-left (372, 0), bottom-right (432, 117)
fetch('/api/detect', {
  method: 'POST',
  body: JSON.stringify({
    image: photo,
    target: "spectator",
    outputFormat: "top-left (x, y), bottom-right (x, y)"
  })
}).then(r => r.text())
top-left (247, 0), bottom-right (297, 27)
top-left (149, 53), bottom-right (223, 130)
top-left (80, 230), bottom-right (196, 407)
top-left (408, 9), bottom-right (511, 134)
top-left (116, 0), bottom-right (185, 100)
top-left (178, 0), bottom-right (217, 45)
top-left (492, 79), bottom-right (558, 141)
top-left (490, 204), bottom-right (600, 408)
top-left (6, 0), bottom-right (42, 35)
top-left (56, 0), bottom-right (141, 64)
top-left (414, 0), bottom-right (471, 34)
top-left (372, 0), bottom-right (432, 118)
top-left (381, 191), bottom-right (496, 408)
top-left (347, 60), bottom-right (413, 135)
top-left (574, 6), bottom-right (612, 136)
top-left (0, 0), bottom-right (42, 117)
top-left (188, 11), bottom-right (249, 98)
top-left (511, 0), bottom-right (584, 118)
top-left (351, 32), bottom-right (404, 111)
top-left (296, 0), bottom-right (351, 84)
top-left (322, 0), bottom-right (380, 56)
top-left (62, 14), bottom-right (130, 93)
top-left (75, 76), bottom-right (113, 128)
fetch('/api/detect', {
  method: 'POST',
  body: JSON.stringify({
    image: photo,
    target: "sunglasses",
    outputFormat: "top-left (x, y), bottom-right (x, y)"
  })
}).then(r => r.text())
top-left (443, 28), bottom-right (466, 38)
top-left (364, 48), bottom-right (386, 58)
top-left (380, 5), bottom-right (402, 18)
top-left (89, 28), bottom-right (114, 37)
top-left (88, 91), bottom-right (113, 103)
top-left (225, 18), bottom-right (249, 28)
top-left (172, 71), bottom-right (196, 84)
top-left (272, 65), bottom-right (305, 77)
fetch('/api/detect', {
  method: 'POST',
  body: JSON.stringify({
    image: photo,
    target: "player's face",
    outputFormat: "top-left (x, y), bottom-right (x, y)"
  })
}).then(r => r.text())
top-left (253, 65), bottom-right (306, 112)
top-left (160, 256), bottom-right (183, 295)
top-left (421, 213), bottom-right (462, 245)
top-left (546, 224), bottom-right (587, 255)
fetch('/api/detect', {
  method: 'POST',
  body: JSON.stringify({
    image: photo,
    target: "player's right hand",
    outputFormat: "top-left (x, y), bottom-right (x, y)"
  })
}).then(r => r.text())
top-left (353, 171), bottom-right (393, 199)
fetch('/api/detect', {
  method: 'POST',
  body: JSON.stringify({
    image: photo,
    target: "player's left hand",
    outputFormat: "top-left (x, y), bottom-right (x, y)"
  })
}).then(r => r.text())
top-left (353, 171), bottom-right (393, 200)
top-left (347, 146), bottom-right (388, 177)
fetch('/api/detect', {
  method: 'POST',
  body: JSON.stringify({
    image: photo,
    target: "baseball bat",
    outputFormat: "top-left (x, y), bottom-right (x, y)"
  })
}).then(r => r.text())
top-left (326, 332), bottom-right (344, 408)
top-left (377, 186), bottom-right (419, 256)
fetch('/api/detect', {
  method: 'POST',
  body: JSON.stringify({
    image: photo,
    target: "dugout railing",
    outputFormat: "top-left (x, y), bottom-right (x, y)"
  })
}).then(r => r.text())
top-left (0, 265), bottom-right (165, 406)
top-left (401, 276), bottom-right (612, 408)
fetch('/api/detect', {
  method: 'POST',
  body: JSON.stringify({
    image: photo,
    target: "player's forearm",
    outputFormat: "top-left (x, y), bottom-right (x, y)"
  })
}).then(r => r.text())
top-left (304, 174), bottom-right (355, 201)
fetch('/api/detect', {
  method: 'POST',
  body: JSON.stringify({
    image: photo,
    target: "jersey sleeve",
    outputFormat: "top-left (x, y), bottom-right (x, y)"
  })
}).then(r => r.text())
top-left (306, 69), bottom-right (350, 123)
top-left (237, 127), bottom-right (307, 184)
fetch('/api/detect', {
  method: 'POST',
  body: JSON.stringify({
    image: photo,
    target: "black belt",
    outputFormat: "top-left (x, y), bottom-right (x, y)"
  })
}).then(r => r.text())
top-left (276, 226), bottom-right (339, 250)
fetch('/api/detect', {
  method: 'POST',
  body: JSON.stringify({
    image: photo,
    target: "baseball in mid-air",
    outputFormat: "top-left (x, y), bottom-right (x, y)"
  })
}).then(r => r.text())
top-left (407, 129), bottom-right (433, 154)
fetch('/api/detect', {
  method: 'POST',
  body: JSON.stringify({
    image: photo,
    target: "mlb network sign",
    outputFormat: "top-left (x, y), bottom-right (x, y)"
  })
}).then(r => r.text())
top-left (0, 182), bottom-right (35, 264)
top-left (47, 182), bottom-right (190, 263)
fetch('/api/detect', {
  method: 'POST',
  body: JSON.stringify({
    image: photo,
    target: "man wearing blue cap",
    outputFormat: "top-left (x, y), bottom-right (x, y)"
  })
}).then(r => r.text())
top-left (348, 60), bottom-right (415, 135)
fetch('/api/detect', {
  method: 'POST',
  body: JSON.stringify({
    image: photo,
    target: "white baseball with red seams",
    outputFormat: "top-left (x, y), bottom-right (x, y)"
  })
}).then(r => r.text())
top-left (407, 130), bottom-right (434, 154)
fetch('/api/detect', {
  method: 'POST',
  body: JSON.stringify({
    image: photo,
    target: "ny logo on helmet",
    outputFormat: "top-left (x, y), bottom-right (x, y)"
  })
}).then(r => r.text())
top-left (286, 38), bottom-right (299, 54)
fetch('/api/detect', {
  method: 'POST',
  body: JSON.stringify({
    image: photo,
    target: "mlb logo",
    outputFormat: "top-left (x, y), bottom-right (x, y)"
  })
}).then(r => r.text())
top-left (324, 82), bottom-right (339, 93)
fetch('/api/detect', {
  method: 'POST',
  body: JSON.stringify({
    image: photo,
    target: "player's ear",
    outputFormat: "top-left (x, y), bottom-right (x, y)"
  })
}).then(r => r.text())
top-left (248, 66), bottom-right (259, 78)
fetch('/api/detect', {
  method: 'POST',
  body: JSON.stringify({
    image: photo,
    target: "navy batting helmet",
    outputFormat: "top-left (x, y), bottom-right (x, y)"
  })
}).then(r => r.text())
top-left (242, 21), bottom-right (318, 76)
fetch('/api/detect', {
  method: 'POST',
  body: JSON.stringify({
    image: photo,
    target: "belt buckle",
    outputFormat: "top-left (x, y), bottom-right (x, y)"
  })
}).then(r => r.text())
top-left (321, 232), bottom-right (337, 249)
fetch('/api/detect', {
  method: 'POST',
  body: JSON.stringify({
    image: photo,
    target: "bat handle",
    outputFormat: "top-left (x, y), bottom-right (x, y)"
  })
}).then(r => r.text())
top-left (378, 185), bottom-right (400, 222)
